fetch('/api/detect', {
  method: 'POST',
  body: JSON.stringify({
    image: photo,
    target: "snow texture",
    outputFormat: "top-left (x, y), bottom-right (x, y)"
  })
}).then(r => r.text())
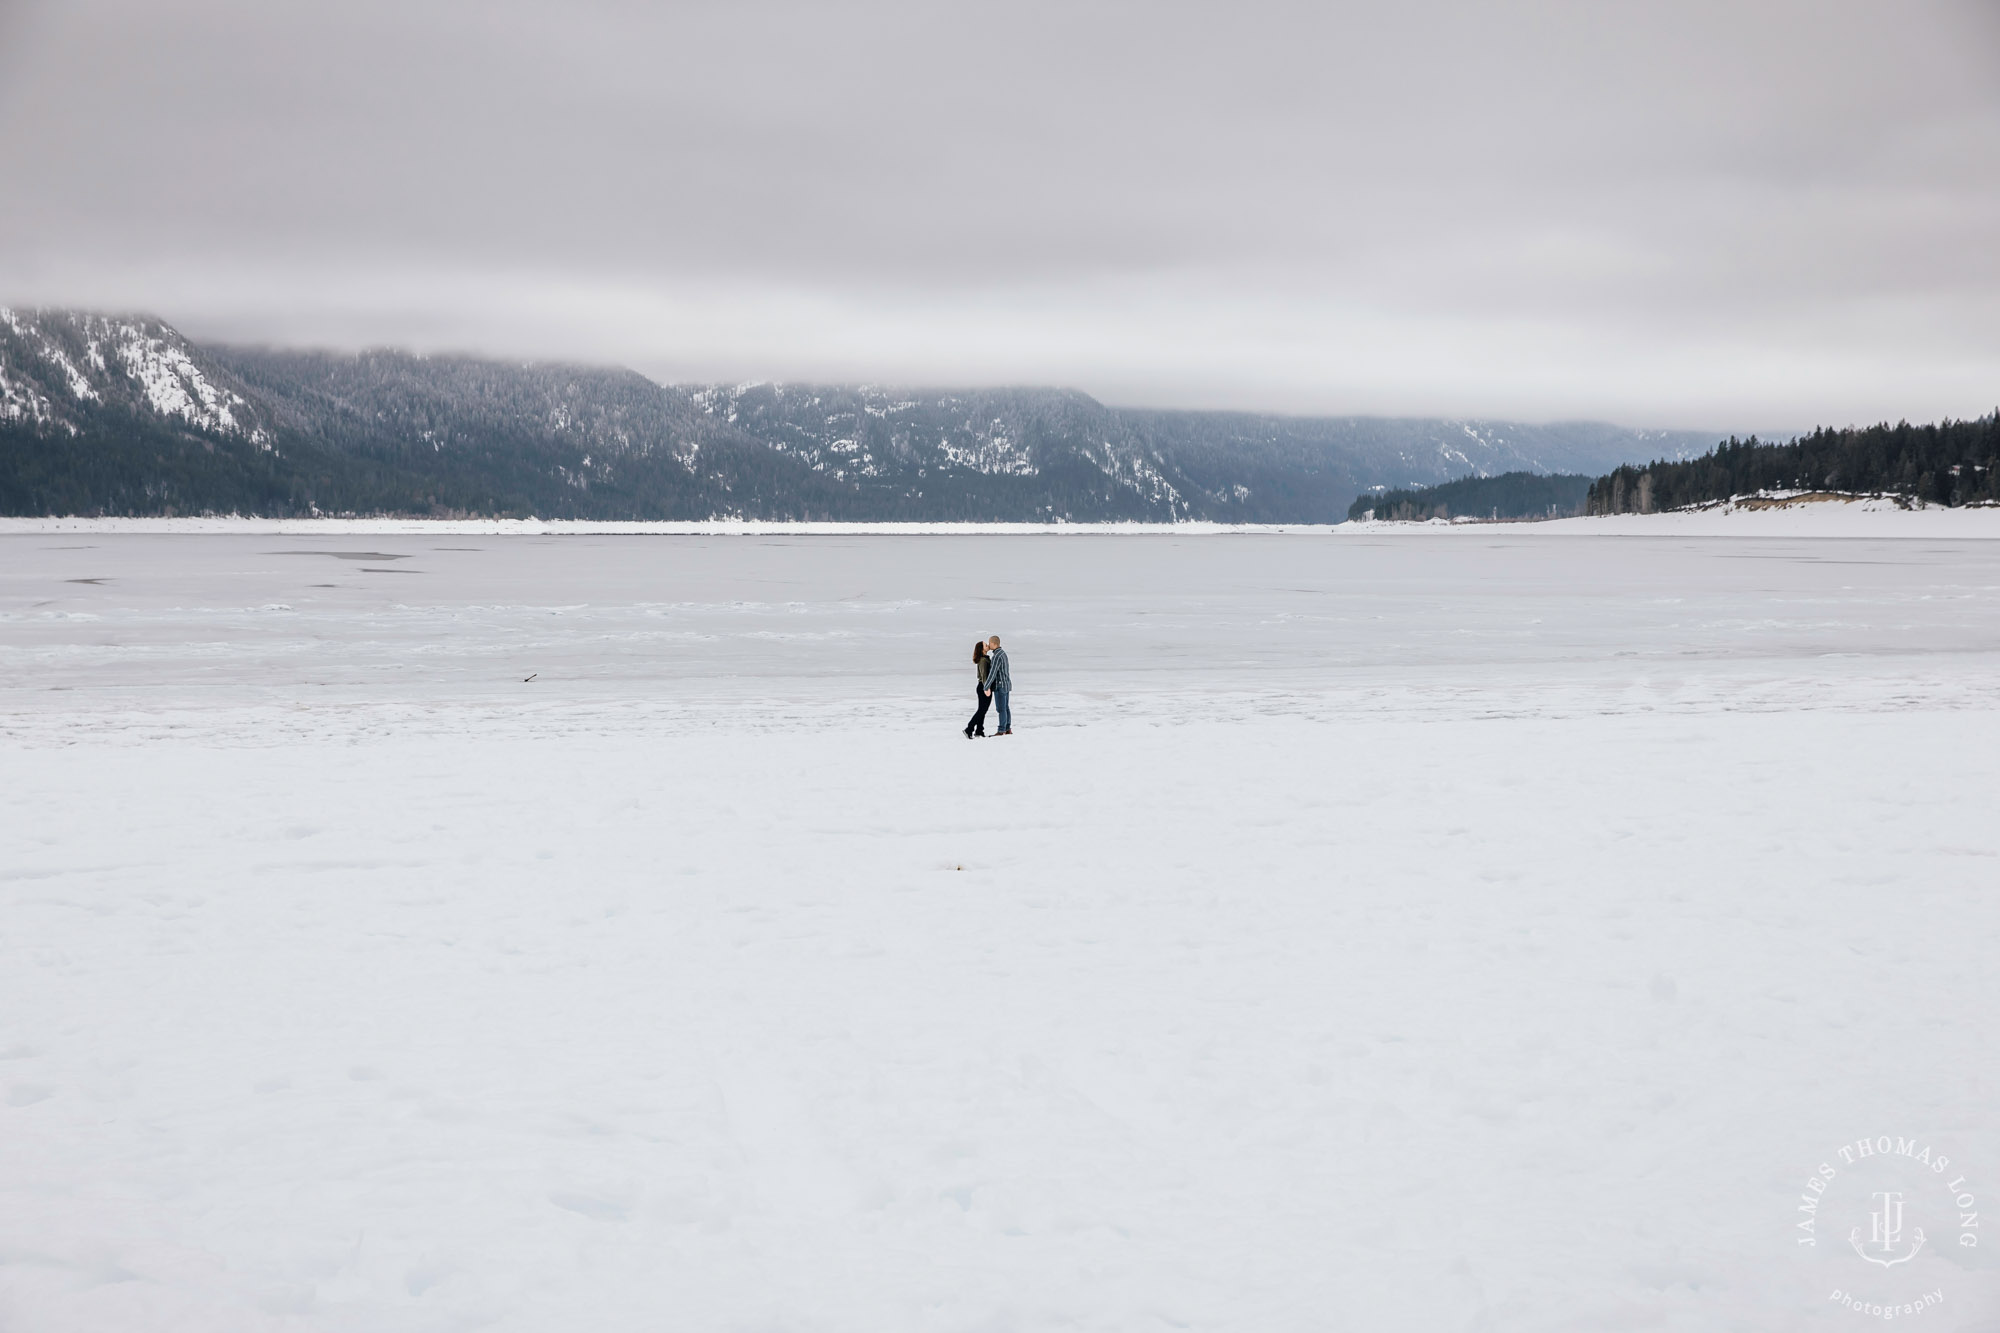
top-left (3, 530), bottom-right (1998, 1331)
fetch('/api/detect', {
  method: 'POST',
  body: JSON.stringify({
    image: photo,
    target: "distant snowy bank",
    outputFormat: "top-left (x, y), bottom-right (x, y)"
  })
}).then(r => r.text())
top-left (1345, 492), bottom-right (2000, 538)
top-left (6, 493), bottom-right (2000, 537)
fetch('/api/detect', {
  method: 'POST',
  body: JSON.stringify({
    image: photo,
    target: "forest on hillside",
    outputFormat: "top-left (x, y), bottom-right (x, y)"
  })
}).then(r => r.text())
top-left (1347, 471), bottom-right (1591, 522)
top-left (1586, 414), bottom-right (2000, 515)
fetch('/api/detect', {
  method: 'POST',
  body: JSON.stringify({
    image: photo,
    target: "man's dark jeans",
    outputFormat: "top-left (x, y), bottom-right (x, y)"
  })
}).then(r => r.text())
top-left (994, 689), bottom-right (1011, 733)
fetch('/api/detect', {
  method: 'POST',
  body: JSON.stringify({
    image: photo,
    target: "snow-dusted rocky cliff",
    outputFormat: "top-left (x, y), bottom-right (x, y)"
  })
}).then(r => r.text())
top-left (0, 309), bottom-right (270, 443)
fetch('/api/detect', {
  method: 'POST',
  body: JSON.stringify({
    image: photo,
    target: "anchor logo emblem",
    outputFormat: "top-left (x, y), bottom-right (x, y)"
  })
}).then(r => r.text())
top-left (1850, 1191), bottom-right (1926, 1268)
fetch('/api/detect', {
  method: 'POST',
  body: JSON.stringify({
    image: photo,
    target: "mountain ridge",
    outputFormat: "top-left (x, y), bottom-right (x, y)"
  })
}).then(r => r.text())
top-left (2, 308), bottom-right (1724, 521)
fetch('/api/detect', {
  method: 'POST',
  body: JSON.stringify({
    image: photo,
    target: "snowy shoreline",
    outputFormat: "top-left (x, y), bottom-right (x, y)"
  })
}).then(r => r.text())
top-left (7, 502), bottom-right (2000, 537)
top-left (1345, 493), bottom-right (2000, 537)
top-left (0, 516), bottom-right (1340, 536)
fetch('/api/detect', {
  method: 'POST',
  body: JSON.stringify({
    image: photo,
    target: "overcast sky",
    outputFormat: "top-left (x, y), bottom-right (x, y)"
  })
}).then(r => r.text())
top-left (1, 0), bottom-right (1995, 429)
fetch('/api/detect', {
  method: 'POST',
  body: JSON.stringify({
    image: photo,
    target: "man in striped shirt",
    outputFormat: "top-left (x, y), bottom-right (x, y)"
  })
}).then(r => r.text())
top-left (982, 635), bottom-right (1013, 735)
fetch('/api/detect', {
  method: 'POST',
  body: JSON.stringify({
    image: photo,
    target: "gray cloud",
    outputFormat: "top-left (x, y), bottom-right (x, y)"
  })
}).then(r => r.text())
top-left (2, 0), bottom-right (1996, 427)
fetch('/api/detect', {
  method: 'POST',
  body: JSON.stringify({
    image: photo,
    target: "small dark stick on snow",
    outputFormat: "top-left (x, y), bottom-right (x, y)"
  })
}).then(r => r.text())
top-left (523, 673), bottom-right (537, 682)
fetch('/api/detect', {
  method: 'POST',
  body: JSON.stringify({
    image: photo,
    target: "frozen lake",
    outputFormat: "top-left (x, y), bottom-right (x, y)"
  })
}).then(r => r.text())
top-left (4, 531), bottom-right (1999, 1330)
top-left (8, 530), bottom-right (2000, 738)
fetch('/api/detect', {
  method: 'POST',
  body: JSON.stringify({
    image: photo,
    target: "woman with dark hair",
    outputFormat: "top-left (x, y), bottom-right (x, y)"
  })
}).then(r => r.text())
top-left (963, 640), bottom-right (992, 739)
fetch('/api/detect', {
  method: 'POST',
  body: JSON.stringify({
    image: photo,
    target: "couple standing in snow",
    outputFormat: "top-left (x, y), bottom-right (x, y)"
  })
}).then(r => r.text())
top-left (964, 636), bottom-right (1012, 739)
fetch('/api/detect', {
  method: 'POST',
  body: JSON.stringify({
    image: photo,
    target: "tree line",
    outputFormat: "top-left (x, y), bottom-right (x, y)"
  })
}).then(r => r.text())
top-left (1586, 414), bottom-right (2000, 515)
top-left (1347, 471), bottom-right (1591, 522)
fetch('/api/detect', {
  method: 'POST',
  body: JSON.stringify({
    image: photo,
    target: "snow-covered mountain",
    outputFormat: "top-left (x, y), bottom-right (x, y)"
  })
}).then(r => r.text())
top-left (0, 309), bottom-right (1724, 520)
top-left (0, 309), bottom-right (271, 443)
top-left (676, 383), bottom-right (1713, 521)
top-left (685, 383), bottom-right (1194, 516)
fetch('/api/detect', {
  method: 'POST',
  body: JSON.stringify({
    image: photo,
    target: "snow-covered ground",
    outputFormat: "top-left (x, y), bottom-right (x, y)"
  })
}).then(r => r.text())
top-left (4, 531), bottom-right (1998, 1331)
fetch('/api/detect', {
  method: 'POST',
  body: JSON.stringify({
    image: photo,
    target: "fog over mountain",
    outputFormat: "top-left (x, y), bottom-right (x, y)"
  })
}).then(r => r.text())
top-left (1, 310), bottom-right (1717, 521)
